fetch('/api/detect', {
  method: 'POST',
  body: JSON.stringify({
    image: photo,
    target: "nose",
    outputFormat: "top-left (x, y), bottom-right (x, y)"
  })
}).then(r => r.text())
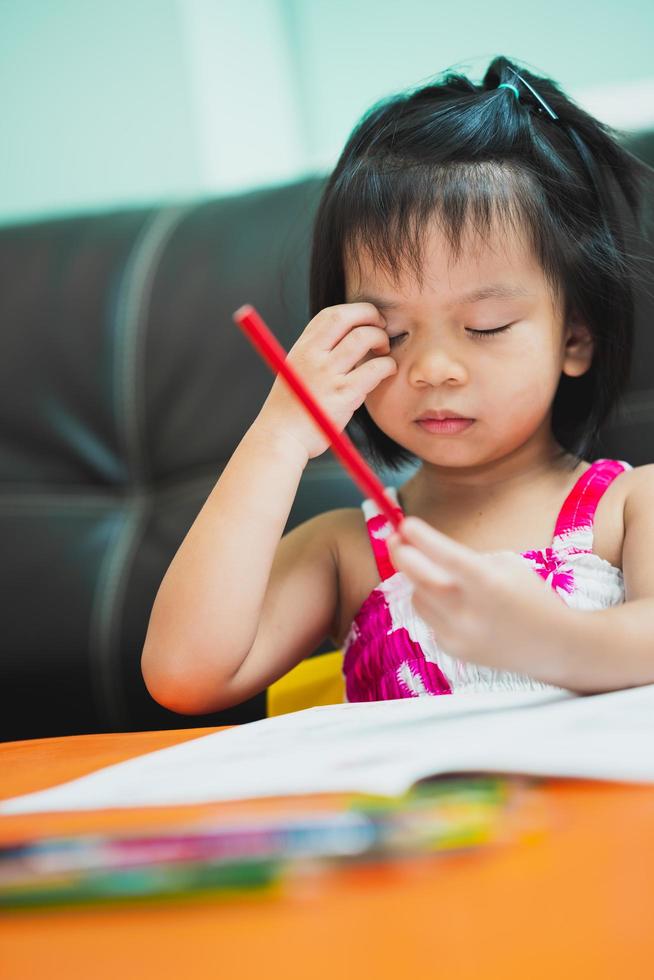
top-left (406, 341), bottom-right (468, 387)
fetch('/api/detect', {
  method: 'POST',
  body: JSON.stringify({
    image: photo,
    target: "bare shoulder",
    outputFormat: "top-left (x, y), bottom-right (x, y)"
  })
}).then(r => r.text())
top-left (303, 506), bottom-right (368, 549)
top-left (289, 506), bottom-right (370, 648)
top-left (307, 506), bottom-right (370, 582)
top-left (622, 463), bottom-right (654, 601)
top-left (619, 462), bottom-right (654, 521)
top-left (313, 506), bottom-right (380, 647)
top-left (624, 461), bottom-right (654, 489)
top-left (289, 506), bottom-right (354, 545)
top-left (623, 463), bottom-right (654, 520)
top-left (320, 506), bottom-right (372, 561)
top-left (284, 505), bottom-right (371, 585)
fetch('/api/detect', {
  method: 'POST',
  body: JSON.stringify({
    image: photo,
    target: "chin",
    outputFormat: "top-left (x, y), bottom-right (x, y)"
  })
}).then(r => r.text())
top-left (401, 434), bottom-right (478, 464)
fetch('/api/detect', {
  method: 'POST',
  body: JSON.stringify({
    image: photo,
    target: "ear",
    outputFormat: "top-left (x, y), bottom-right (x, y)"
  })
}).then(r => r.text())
top-left (561, 313), bottom-right (594, 378)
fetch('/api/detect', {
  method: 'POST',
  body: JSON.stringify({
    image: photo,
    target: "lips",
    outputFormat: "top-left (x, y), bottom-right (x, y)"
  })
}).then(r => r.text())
top-left (416, 417), bottom-right (475, 434)
top-left (415, 410), bottom-right (472, 421)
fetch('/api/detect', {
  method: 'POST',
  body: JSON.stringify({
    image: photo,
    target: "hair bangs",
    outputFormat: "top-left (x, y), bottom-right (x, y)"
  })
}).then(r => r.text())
top-left (337, 159), bottom-right (564, 314)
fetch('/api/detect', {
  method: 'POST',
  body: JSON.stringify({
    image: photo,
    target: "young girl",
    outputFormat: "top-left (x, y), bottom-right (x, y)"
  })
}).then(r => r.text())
top-left (141, 55), bottom-right (654, 715)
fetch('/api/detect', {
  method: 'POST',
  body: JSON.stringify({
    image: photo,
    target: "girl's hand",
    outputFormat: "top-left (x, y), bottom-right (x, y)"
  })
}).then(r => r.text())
top-left (255, 304), bottom-right (397, 459)
top-left (387, 517), bottom-right (576, 686)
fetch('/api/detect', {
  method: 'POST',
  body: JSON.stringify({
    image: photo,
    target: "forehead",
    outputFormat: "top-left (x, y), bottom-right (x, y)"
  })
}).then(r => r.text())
top-left (344, 214), bottom-right (550, 305)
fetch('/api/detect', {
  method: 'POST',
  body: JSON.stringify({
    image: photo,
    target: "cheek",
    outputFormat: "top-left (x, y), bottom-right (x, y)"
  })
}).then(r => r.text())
top-left (491, 339), bottom-right (560, 412)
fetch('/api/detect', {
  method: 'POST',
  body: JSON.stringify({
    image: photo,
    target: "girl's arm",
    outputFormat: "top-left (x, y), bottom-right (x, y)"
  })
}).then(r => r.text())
top-left (554, 463), bottom-right (654, 693)
top-left (141, 302), bottom-right (396, 714)
top-left (141, 419), bottom-right (319, 714)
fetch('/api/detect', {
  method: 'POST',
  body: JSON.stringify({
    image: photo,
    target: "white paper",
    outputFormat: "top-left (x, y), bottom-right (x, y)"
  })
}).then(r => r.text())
top-left (3, 685), bottom-right (654, 815)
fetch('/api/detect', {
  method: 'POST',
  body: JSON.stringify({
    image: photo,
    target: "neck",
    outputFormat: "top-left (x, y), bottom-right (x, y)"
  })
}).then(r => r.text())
top-left (402, 434), bottom-right (579, 513)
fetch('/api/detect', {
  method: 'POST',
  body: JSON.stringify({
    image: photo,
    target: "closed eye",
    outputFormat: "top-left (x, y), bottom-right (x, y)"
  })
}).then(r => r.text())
top-left (467, 324), bottom-right (514, 339)
top-left (387, 324), bottom-right (514, 346)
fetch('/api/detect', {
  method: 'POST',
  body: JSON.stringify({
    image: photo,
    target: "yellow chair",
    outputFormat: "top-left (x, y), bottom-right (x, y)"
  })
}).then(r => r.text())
top-left (267, 650), bottom-right (345, 717)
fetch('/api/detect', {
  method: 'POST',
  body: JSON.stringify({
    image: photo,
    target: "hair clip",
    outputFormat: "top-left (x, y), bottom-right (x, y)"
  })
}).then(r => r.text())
top-left (506, 66), bottom-right (559, 121)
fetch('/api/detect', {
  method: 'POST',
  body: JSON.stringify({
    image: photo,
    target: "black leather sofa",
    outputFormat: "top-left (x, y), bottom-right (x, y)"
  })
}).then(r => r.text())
top-left (1, 130), bottom-right (652, 742)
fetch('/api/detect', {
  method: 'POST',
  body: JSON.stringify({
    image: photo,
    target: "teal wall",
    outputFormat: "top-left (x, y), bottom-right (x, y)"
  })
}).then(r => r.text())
top-left (280, 0), bottom-right (654, 170)
top-left (0, 1), bottom-right (201, 224)
top-left (1, 0), bottom-right (652, 226)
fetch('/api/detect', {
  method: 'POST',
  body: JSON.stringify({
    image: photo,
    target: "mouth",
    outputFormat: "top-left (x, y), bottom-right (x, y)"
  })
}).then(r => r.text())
top-left (415, 409), bottom-right (470, 421)
top-left (415, 417), bottom-right (475, 434)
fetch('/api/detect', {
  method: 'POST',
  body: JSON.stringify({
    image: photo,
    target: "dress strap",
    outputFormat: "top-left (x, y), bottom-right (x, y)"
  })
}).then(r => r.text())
top-left (361, 486), bottom-right (406, 581)
top-left (552, 458), bottom-right (632, 551)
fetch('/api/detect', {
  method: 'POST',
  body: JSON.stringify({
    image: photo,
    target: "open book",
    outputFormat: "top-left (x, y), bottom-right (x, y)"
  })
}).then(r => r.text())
top-left (3, 685), bottom-right (654, 815)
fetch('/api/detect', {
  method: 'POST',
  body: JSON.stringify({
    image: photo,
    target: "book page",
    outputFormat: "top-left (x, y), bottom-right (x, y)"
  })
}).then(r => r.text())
top-left (2, 685), bottom-right (653, 815)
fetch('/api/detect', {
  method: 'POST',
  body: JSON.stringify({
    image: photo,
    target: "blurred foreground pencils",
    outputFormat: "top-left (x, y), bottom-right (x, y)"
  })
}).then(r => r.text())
top-left (0, 776), bottom-right (547, 909)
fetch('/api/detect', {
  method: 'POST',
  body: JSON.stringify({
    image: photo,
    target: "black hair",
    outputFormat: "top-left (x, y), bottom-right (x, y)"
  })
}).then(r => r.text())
top-left (308, 55), bottom-right (653, 471)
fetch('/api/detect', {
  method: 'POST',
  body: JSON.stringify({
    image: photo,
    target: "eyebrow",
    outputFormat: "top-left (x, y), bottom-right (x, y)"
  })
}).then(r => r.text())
top-left (350, 284), bottom-right (533, 310)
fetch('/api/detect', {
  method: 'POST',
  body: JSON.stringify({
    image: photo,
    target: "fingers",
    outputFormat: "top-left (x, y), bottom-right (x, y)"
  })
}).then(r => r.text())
top-left (328, 319), bottom-right (397, 399)
top-left (388, 517), bottom-right (491, 597)
top-left (330, 323), bottom-right (391, 373)
top-left (312, 303), bottom-right (387, 352)
top-left (389, 538), bottom-right (456, 588)
top-left (394, 517), bottom-right (480, 578)
top-left (348, 355), bottom-right (397, 400)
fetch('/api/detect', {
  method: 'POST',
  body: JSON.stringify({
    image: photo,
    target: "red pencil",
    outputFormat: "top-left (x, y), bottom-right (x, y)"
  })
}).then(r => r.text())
top-left (232, 304), bottom-right (403, 530)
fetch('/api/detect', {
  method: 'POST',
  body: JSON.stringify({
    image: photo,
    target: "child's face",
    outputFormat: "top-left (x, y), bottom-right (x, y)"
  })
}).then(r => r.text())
top-left (344, 216), bottom-right (593, 469)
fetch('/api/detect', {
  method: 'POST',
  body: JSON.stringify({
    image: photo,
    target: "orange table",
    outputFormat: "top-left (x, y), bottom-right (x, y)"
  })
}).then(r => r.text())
top-left (1, 725), bottom-right (654, 980)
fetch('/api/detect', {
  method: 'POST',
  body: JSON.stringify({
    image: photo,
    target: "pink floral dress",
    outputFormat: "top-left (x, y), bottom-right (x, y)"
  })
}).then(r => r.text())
top-left (342, 458), bottom-right (632, 701)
